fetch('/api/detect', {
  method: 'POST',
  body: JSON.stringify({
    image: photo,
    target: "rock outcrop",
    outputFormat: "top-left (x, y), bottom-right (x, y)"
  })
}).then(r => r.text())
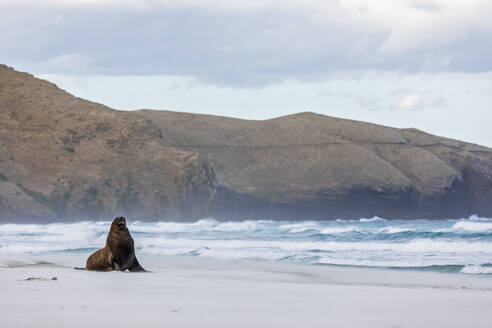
top-left (1, 64), bottom-right (492, 221)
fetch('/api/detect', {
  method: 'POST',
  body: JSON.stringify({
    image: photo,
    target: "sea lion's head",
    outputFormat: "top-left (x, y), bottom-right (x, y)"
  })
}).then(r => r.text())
top-left (111, 216), bottom-right (128, 232)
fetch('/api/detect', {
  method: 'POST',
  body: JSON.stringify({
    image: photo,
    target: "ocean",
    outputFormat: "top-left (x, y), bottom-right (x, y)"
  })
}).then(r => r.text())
top-left (1, 216), bottom-right (492, 274)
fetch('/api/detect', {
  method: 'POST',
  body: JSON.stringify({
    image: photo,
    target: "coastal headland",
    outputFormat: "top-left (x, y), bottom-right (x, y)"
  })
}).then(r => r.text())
top-left (1, 64), bottom-right (492, 221)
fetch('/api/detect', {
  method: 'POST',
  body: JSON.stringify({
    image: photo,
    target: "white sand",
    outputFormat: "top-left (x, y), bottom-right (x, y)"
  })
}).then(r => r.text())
top-left (1, 254), bottom-right (492, 328)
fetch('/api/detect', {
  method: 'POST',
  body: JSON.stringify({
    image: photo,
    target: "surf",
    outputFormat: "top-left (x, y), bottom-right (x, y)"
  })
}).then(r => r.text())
top-left (1, 216), bottom-right (492, 274)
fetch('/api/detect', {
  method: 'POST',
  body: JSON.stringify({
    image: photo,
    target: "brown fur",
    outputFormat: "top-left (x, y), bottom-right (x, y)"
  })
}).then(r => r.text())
top-left (85, 217), bottom-right (145, 272)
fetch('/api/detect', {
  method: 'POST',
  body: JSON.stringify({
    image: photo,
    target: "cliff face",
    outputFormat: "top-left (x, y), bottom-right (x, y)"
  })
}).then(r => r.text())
top-left (137, 110), bottom-right (492, 220)
top-left (1, 64), bottom-right (492, 221)
top-left (0, 65), bottom-right (216, 221)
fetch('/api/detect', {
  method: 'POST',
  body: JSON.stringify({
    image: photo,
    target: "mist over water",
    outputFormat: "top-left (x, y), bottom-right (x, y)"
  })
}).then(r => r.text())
top-left (1, 216), bottom-right (492, 274)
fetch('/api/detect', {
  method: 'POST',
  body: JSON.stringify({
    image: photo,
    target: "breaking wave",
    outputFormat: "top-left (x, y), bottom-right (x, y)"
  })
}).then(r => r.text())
top-left (451, 221), bottom-right (492, 232)
top-left (460, 264), bottom-right (492, 275)
top-left (1, 216), bottom-right (492, 274)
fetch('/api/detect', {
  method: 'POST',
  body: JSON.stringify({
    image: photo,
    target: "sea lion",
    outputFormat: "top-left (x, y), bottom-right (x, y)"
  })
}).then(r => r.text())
top-left (85, 216), bottom-right (145, 272)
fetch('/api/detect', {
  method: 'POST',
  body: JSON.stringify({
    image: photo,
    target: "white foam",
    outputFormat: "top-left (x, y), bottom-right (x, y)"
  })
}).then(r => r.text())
top-left (451, 221), bottom-right (492, 232)
top-left (467, 215), bottom-right (492, 222)
top-left (460, 265), bottom-right (492, 275)
top-left (2, 219), bottom-right (492, 271)
top-left (360, 217), bottom-right (386, 222)
top-left (279, 222), bottom-right (319, 233)
top-left (212, 220), bottom-right (265, 232)
top-left (129, 219), bottom-right (275, 234)
top-left (378, 227), bottom-right (413, 234)
top-left (320, 226), bottom-right (358, 234)
top-left (136, 236), bottom-right (492, 256)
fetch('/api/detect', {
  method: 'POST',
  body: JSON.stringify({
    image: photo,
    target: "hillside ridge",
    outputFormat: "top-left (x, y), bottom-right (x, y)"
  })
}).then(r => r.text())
top-left (1, 64), bottom-right (492, 221)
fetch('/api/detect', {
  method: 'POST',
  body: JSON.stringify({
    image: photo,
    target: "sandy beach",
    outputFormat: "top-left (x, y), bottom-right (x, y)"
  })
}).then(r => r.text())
top-left (1, 254), bottom-right (492, 328)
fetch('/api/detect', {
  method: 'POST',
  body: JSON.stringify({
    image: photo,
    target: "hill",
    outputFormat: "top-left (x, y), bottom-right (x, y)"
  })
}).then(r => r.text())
top-left (1, 64), bottom-right (491, 221)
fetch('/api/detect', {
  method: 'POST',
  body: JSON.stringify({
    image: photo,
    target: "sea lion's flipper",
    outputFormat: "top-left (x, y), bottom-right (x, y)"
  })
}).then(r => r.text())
top-left (128, 258), bottom-right (146, 272)
top-left (74, 267), bottom-right (86, 270)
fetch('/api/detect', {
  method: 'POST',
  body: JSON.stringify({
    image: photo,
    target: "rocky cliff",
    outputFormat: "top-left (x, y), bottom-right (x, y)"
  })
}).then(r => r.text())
top-left (1, 64), bottom-right (492, 221)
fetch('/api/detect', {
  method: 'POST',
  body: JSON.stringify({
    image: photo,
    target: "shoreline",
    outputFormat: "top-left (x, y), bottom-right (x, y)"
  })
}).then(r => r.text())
top-left (2, 254), bottom-right (492, 327)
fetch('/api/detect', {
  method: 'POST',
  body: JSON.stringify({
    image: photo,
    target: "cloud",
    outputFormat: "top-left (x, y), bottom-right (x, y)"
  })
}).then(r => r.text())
top-left (430, 97), bottom-right (450, 109)
top-left (393, 94), bottom-right (421, 110)
top-left (0, 0), bottom-right (491, 86)
top-left (410, 0), bottom-right (442, 12)
top-left (357, 95), bottom-right (383, 111)
top-left (389, 87), bottom-right (452, 111)
top-left (33, 53), bottom-right (93, 74)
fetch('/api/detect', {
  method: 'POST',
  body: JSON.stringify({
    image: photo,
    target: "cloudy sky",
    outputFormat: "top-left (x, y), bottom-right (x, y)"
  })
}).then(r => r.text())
top-left (1, 0), bottom-right (492, 146)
